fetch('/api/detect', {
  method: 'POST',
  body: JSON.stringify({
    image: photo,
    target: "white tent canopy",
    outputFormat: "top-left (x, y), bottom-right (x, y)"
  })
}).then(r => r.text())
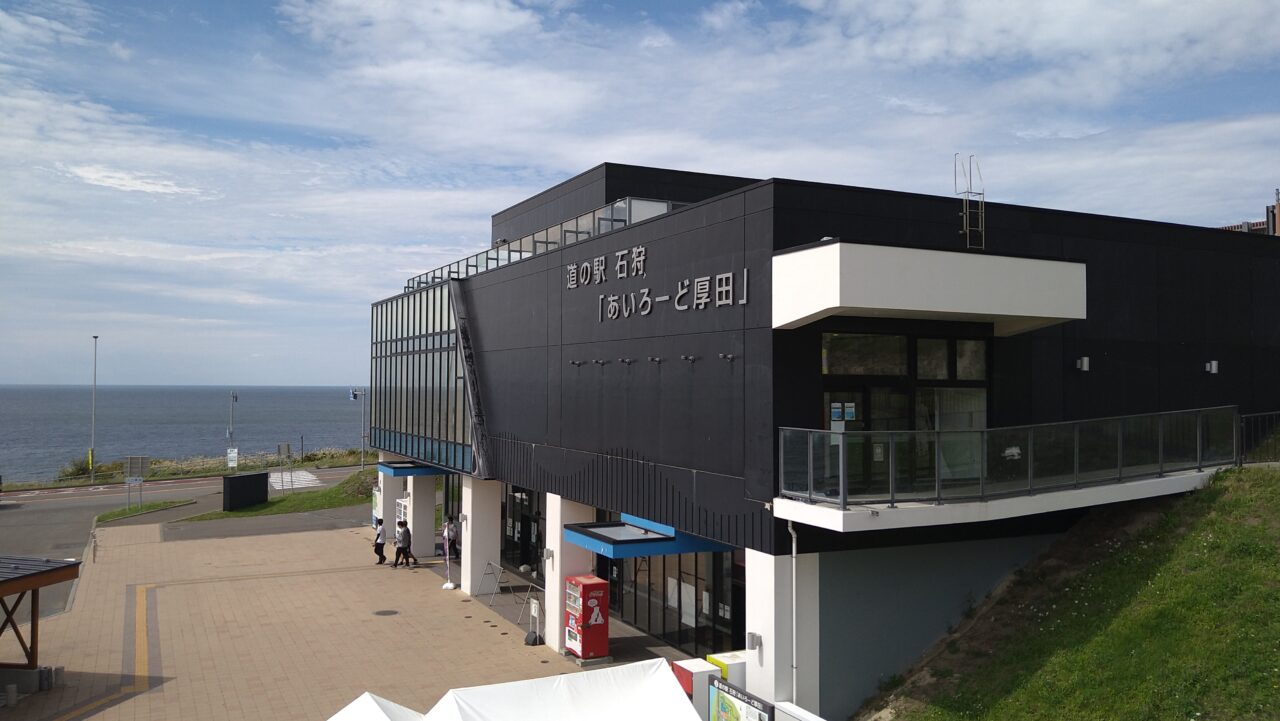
top-left (328, 691), bottom-right (424, 721)
top-left (422, 659), bottom-right (700, 721)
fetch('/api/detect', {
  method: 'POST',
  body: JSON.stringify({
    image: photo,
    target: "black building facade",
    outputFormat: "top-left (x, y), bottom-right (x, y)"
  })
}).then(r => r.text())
top-left (370, 163), bottom-right (1278, 716)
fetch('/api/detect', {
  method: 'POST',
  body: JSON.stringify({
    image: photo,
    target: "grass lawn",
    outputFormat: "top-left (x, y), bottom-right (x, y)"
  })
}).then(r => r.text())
top-left (4, 449), bottom-right (368, 492)
top-left (183, 467), bottom-right (376, 521)
top-left (96, 499), bottom-right (194, 523)
top-left (882, 466), bottom-right (1280, 721)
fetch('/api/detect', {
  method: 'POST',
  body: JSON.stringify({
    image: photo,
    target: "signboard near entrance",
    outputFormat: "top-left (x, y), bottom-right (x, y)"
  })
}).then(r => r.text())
top-left (709, 677), bottom-right (774, 721)
top-left (226, 447), bottom-right (238, 469)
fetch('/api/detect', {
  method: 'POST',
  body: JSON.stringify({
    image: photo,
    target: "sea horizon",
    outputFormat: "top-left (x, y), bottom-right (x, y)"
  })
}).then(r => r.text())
top-left (0, 385), bottom-right (369, 483)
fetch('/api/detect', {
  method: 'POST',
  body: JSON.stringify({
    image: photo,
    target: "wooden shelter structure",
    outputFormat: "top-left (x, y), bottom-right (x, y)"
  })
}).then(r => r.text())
top-left (0, 556), bottom-right (80, 669)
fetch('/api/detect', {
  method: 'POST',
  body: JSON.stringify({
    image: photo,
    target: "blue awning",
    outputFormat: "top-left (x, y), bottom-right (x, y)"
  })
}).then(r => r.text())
top-left (564, 514), bottom-right (735, 559)
top-left (377, 461), bottom-right (449, 477)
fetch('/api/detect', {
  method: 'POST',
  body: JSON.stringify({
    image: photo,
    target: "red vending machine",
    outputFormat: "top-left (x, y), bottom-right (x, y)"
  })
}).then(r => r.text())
top-left (565, 574), bottom-right (609, 660)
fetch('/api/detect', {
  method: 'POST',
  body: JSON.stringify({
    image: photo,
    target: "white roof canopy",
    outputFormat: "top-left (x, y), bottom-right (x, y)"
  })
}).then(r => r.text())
top-left (772, 242), bottom-right (1087, 335)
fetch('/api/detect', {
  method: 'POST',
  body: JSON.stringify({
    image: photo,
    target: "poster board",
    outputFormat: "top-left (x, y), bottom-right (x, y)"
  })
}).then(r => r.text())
top-left (709, 677), bottom-right (774, 721)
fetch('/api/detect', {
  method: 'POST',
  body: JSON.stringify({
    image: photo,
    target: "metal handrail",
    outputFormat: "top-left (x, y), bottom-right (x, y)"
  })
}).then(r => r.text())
top-left (779, 405), bottom-right (1240, 510)
top-left (776, 404), bottom-right (1238, 436)
top-left (402, 196), bottom-right (680, 293)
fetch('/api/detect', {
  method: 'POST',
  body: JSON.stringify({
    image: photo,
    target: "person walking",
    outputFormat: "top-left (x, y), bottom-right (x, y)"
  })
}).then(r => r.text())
top-left (372, 518), bottom-right (386, 565)
top-left (392, 519), bottom-right (408, 568)
top-left (402, 521), bottom-right (418, 567)
top-left (443, 515), bottom-right (459, 561)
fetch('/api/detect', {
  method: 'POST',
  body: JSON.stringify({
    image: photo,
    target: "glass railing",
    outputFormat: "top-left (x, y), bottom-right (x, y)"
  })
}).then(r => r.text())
top-left (404, 197), bottom-right (685, 292)
top-left (779, 406), bottom-right (1238, 509)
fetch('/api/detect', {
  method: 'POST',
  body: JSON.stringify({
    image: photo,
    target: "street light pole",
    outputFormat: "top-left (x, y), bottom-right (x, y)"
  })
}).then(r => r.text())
top-left (90, 335), bottom-right (98, 484)
top-left (228, 390), bottom-right (238, 448)
top-left (350, 388), bottom-right (368, 471)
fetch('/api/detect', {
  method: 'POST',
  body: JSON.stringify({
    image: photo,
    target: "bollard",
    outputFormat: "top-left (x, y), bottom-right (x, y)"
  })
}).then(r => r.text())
top-left (38, 666), bottom-right (52, 691)
top-left (7, 682), bottom-right (18, 706)
top-left (53, 666), bottom-right (65, 686)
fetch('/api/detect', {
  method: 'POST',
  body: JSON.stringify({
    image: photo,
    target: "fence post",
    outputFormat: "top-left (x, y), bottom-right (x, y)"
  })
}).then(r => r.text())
top-left (1025, 429), bottom-right (1035, 494)
top-left (888, 434), bottom-right (897, 509)
top-left (1196, 411), bottom-right (1203, 472)
top-left (838, 433), bottom-right (847, 511)
top-left (979, 430), bottom-right (987, 499)
top-left (1157, 415), bottom-right (1164, 477)
top-left (1117, 421), bottom-right (1124, 482)
top-left (1236, 413), bottom-right (1243, 467)
top-left (806, 432), bottom-right (815, 504)
top-left (934, 431), bottom-right (943, 505)
top-left (1073, 423), bottom-right (1080, 487)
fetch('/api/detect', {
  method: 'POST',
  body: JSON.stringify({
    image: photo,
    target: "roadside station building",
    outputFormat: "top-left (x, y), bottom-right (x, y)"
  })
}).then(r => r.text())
top-left (368, 164), bottom-right (1278, 719)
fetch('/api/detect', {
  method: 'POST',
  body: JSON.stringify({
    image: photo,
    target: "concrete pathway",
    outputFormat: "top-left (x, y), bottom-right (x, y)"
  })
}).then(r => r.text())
top-left (2, 520), bottom-right (580, 721)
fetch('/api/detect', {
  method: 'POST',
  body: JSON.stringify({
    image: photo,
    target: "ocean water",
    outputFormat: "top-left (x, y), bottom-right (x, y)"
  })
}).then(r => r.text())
top-left (0, 385), bottom-right (366, 483)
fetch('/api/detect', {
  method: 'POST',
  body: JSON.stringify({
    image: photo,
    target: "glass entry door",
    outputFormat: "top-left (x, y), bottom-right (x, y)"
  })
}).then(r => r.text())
top-left (824, 387), bottom-right (909, 498)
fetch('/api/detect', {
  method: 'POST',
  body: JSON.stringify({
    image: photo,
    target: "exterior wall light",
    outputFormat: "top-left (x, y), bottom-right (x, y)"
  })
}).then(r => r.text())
top-left (746, 631), bottom-right (762, 650)
top-left (648, 356), bottom-right (663, 364)
top-left (1205, 360), bottom-right (1219, 374)
top-left (1075, 356), bottom-right (1090, 372)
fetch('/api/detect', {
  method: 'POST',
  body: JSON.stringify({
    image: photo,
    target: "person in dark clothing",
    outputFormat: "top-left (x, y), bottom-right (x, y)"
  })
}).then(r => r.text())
top-left (372, 518), bottom-right (386, 565)
top-left (392, 520), bottom-right (408, 568)
top-left (402, 521), bottom-right (418, 567)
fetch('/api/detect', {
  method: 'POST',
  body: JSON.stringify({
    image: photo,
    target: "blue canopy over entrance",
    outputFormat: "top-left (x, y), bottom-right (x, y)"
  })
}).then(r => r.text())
top-left (563, 514), bottom-right (734, 559)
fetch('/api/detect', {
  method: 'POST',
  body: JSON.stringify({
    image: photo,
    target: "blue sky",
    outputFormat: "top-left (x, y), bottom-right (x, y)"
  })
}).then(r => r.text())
top-left (1, 0), bottom-right (1277, 385)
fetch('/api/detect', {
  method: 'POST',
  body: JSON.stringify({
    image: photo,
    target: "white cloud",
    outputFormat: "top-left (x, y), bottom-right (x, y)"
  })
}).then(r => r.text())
top-left (1, 0), bottom-right (1277, 384)
top-left (62, 164), bottom-right (202, 194)
top-left (700, 1), bottom-right (759, 32)
top-left (107, 40), bottom-right (133, 60)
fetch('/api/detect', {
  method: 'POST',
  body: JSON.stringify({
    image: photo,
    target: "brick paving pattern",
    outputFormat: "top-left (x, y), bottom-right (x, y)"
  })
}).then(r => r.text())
top-left (2, 523), bottom-right (581, 720)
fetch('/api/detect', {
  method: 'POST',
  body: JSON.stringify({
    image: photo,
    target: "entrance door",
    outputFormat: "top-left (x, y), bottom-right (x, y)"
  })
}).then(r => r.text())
top-left (825, 387), bottom-right (909, 498)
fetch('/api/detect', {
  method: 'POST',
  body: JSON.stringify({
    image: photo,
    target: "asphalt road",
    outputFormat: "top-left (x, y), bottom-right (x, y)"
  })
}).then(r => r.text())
top-left (0, 466), bottom-right (362, 621)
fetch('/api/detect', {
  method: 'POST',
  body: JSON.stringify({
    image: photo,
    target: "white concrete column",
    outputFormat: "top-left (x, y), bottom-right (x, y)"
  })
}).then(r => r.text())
top-left (744, 549), bottom-right (821, 710)
top-left (544, 493), bottom-right (596, 653)
top-left (461, 475), bottom-right (503, 596)
top-left (374, 471), bottom-right (405, 533)
top-left (406, 475), bottom-right (438, 557)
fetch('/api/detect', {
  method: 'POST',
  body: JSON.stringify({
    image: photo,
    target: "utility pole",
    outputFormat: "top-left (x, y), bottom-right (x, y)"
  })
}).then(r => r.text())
top-left (90, 335), bottom-right (98, 484)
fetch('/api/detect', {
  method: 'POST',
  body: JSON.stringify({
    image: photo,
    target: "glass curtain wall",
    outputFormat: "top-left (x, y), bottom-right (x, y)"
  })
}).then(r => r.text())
top-left (370, 283), bottom-right (474, 473)
top-left (501, 484), bottom-right (546, 581)
top-left (595, 513), bottom-right (744, 657)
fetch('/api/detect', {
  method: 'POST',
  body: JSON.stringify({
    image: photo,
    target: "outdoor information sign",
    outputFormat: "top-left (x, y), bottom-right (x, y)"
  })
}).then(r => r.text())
top-left (123, 456), bottom-right (149, 507)
top-left (709, 677), bottom-right (774, 721)
top-left (227, 447), bottom-right (238, 469)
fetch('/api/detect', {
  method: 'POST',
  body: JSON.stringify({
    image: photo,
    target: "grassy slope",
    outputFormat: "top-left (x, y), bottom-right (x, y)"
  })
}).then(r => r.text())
top-left (869, 466), bottom-right (1280, 721)
top-left (182, 467), bottom-right (376, 521)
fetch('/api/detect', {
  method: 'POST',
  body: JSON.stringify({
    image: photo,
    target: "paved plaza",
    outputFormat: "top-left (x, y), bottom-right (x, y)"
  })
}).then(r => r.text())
top-left (1, 518), bottom-right (582, 721)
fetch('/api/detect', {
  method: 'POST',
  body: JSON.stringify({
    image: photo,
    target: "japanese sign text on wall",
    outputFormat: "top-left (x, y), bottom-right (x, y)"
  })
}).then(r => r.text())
top-left (565, 245), bottom-right (749, 322)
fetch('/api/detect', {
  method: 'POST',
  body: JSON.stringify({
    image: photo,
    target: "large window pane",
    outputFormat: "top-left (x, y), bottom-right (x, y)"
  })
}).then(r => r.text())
top-left (956, 339), bottom-right (986, 380)
top-left (917, 339), bottom-right (949, 380)
top-left (822, 334), bottom-right (908, 376)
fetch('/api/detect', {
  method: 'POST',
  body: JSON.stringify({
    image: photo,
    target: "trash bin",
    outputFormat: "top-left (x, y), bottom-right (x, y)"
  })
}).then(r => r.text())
top-left (222, 472), bottom-right (269, 511)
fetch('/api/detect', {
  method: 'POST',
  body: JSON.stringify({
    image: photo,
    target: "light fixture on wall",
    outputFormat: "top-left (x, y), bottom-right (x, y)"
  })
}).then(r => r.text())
top-left (1205, 360), bottom-right (1220, 374)
top-left (746, 632), bottom-right (762, 650)
top-left (1075, 356), bottom-right (1091, 372)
